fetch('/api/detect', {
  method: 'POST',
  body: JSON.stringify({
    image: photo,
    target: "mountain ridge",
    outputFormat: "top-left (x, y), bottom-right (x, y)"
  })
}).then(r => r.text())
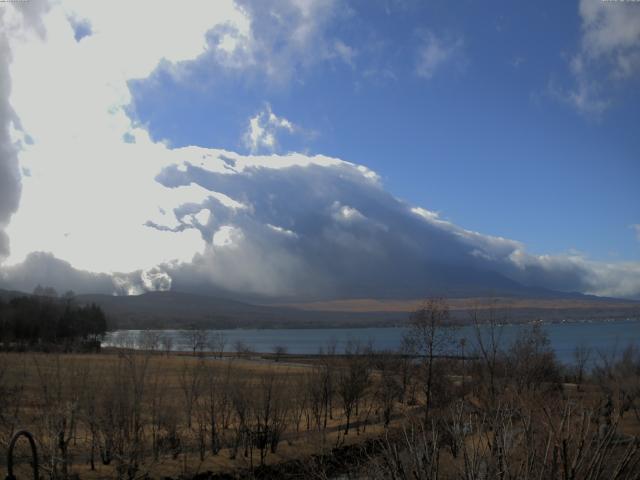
top-left (3, 287), bottom-right (638, 329)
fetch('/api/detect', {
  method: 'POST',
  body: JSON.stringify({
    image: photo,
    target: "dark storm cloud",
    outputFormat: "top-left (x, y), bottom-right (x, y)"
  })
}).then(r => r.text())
top-left (3, 153), bottom-right (640, 299)
top-left (151, 157), bottom-right (640, 300)
top-left (0, 1), bottom-right (49, 259)
top-left (0, 251), bottom-right (114, 294)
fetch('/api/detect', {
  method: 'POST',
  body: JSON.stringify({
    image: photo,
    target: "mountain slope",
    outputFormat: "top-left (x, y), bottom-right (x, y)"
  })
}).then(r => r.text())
top-left (75, 291), bottom-right (403, 329)
top-left (3, 287), bottom-right (638, 329)
top-left (77, 290), bottom-right (640, 330)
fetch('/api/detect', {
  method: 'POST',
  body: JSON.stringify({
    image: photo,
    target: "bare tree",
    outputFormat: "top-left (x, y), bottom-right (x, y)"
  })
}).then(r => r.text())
top-left (234, 339), bottom-right (252, 358)
top-left (148, 363), bottom-right (168, 462)
top-left (290, 373), bottom-right (309, 436)
top-left (161, 333), bottom-right (174, 356)
top-left (507, 323), bottom-right (560, 393)
top-left (229, 374), bottom-right (250, 460)
top-left (0, 354), bottom-right (25, 448)
top-left (318, 338), bottom-right (338, 425)
top-left (182, 328), bottom-right (208, 356)
top-left (396, 337), bottom-right (417, 404)
top-left (594, 344), bottom-right (640, 420)
top-left (115, 350), bottom-right (153, 479)
top-left (210, 331), bottom-right (227, 359)
top-left (33, 355), bottom-right (88, 479)
top-left (470, 298), bottom-right (505, 408)
top-left (272, 344), bottom-right (288, 362)
top-left (179, 358), bottom-right (204, 428)
top-left (137, 329), bottom-right (161, 352)
top-left (306, 367), bottom-right (327, 433)
top-left (249, 369), bottom-right (290, 465)
top-left (573, 343), bottom-right (592, 391)
top-left (336, 340), bottom-right (371, 435)
top-left (112, 330), bottom-right (136, 350)
top-left (200, 361), bottom-right (231, 456)
top-left (374, 352), bottom-right (403, 428)
top-left (82, 368), bottom-right (102, 471)
top-left (404, 297), bottom-right (457, 424)
top-left (371, 394), bottom-right (640, 480)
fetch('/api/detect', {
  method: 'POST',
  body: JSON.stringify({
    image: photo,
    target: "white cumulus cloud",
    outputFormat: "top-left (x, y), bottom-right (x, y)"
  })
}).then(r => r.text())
top-left (560, 0), bottom-right (640, 114)
top-left (244, 104), bottom-right (296, 153)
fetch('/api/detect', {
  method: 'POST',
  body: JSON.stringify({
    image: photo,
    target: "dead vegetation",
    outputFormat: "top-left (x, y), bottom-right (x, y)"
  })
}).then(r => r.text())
top-left (0, 299), bottom-right (639, 479)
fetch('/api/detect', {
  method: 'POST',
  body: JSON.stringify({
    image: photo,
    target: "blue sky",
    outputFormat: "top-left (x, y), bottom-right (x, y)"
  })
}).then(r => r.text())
top-left (128, 0), bottom-right (640, 263)
top-left (1, 0), bottom-right (639, 299)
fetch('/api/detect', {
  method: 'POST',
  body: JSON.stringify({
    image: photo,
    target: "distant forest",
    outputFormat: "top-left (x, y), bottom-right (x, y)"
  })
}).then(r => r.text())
top-left (0, 286), bottom-right (107, 350)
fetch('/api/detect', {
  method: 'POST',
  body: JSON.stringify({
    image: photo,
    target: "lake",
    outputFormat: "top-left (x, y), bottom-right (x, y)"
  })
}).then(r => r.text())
top-left (105, 318), bottom-right (640, 366)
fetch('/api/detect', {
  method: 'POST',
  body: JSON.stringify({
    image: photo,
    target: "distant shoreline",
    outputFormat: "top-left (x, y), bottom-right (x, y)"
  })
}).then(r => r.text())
top-left (108, 315), bottom-right (640, 333)
top-left (106, 314), bottom-right (640, 332)
top-left (104, 318), bottom-right (640, 366)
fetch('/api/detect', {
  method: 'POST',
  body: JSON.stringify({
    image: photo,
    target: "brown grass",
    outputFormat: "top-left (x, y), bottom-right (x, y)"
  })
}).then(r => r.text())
top-left (1, 351), bottom-right (408, 479)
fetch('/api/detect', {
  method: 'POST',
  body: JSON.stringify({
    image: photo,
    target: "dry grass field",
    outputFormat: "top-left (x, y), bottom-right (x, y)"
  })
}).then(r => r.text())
top-left (0, 350), bottom-right (412, 479)
top-left (1, 320), bottom-right (639, 480)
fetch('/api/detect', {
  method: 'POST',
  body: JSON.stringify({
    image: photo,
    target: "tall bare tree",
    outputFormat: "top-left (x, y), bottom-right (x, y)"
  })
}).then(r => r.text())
top-left (183, 328), bottom-right (208, 356)
top-left (469, 298), bottom-right (505, 408)
top-left (404, 297), bottom-right (456, 425)
top-left (336, 340), bottom-right (371, 435)
top-left (210, 332), bottom-right (227, 359)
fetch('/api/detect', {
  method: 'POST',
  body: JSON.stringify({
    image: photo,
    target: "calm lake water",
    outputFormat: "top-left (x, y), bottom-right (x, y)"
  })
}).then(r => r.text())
top-left (105, 318), bottom-right (640, 366)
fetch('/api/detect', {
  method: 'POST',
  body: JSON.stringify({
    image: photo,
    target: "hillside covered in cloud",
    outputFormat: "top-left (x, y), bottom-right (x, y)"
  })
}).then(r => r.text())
top-left (2, 148), bottom-right (639, 301)
top-left (0, 0), bottom-right (639, 301)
